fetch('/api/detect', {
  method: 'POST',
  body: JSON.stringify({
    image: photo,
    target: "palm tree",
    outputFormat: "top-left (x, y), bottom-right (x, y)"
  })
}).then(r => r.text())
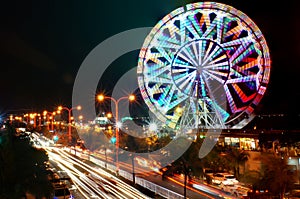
top-left (259, 153), bottom-right (296, 199)
top-left (224, 147), bottom-right (249, 178)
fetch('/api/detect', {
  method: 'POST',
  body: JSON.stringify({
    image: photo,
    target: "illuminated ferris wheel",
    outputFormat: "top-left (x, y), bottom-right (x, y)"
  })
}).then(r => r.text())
top-left (137, 2), bottom-right (271, 131)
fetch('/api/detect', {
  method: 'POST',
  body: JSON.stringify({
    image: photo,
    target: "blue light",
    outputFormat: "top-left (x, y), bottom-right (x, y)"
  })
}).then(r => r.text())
top-left (53, 135), bottom-right (59, 142)
top-left (110, 137), bottom-right (116, 144)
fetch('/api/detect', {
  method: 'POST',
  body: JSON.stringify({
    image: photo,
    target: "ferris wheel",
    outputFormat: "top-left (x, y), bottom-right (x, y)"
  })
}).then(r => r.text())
top-left (137, 2), bottom-right (271, 131)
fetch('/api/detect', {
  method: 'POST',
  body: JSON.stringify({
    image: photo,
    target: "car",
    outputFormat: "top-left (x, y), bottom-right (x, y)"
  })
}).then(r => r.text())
top-left (53, 186), bottom-right (72, 199)
top-left (211, 172), bottom-right (239, 185)
top-left (53, 183), bottom-right (73, 199)
top-left (220, 183), bottom-right (251, 197)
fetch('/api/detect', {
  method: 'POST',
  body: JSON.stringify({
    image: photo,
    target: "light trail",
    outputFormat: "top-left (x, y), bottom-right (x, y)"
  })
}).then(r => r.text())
top-left (48, 147), bottom-right (151, 199)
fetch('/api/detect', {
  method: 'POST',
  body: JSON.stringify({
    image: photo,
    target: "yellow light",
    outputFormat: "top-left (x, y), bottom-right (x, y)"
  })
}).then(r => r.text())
top-left (106, 113), bottom-right (112, 118)
top-left (43, 110), bottom-right (47, 115)
top-left (58, 106), bottom-right (62, 111)
top-left (176, 106), bottom-right (183, 114)
top-left (129, 94), bottom-right (135, 101)
top-left (78, 115), bottom-right (83, 120)
top-left (97, 94), bottom-right (104, 101)
top-left (77, 105), bottom-right (82, 110)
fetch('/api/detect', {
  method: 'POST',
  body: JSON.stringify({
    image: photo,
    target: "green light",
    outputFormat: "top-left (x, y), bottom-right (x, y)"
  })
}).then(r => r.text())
top-left (53, 135), bottom-right (59, 142)
top-left (110, 137), bottom-right (116, 144)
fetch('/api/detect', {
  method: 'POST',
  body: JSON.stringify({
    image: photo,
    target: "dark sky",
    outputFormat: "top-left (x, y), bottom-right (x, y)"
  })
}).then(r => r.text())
top-left (1, 0), bottom-right (300, 116)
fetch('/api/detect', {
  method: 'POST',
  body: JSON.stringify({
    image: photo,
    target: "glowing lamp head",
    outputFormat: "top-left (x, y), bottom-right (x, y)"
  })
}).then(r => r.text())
top-left (128, 94), bottom-right (135, 101)
top-left (76, 105), bottom-right (82, 110)
top-left (106, 113), bottom-right (112, 118)
top-left (58, 106), bottom-right (62, 111)
top-left (97, 94), bottom-right (105, 101)
top-left (43, 110), bottom-right (47, 116)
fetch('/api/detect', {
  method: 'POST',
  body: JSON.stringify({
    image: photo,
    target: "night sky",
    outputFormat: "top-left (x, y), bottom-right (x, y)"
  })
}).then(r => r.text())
top-left (1, 0), bottom-right (300, 117)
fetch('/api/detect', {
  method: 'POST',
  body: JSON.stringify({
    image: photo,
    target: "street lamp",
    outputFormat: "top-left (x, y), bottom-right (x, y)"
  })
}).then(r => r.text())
top-left (29, 113), bottom-right (37, 128)
top-left (57, 105), bottom-right (82, 144)
top-left (97, 94), bottom-right (135, 173)
top-left (43, 110), bottom-right (58, 131)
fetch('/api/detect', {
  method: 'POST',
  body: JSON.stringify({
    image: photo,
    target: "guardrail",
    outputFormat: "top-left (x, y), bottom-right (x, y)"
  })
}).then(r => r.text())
top-left (71, 149), bottom-right (184, 199)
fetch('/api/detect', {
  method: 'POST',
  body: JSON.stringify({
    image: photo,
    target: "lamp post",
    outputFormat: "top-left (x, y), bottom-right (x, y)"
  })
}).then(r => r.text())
top-left (97, 94), bottom-right (135, 173)
top-left (43, 111), bottom-right (58, 131)
top-left (29, 113), bottom-right (37, 128)
top-left (57, 105), bottom-right (81, 144)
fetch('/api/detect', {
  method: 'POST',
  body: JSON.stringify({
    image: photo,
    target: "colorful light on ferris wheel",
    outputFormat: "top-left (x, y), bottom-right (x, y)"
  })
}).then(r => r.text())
top-left (137, 2), bottom-right (271, 130)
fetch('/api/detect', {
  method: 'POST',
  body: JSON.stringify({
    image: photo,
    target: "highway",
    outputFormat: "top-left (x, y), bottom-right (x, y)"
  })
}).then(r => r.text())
top-left (46, 147), bottom-right (153, 199)
top-left (33, 133), bottom-right (237, 199)
top-left (76, 149), bottom-right (237, 199)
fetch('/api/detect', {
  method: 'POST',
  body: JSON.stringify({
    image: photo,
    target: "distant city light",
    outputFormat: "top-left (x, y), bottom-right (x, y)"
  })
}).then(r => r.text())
top-left (149, 123), bottom-right (158, 132)
top-left (116, 121), bottom-right (122, 129)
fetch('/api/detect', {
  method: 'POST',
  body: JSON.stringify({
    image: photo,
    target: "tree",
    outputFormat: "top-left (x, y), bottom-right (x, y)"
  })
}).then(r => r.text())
top-left (0, 125), bottom-right (53, 198)
top-left (258, 153), bottom-right (296, 199)
top-left (224, 148), bottom-right (249, 178)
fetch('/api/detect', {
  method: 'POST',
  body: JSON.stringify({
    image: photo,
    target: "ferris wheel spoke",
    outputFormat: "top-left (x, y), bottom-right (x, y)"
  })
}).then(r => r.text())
top-left (201, 45), bottom-right (221, 66)
top-left (177, 72), bottom-right (197, 93)
top-left (199, 75), bottom-right (207, 97)
top-left (146, 54), bottom-right (172, 69)
top-left (237, 59), bottom-right (258, 74)
top-left (216, 15), bottom-right (225, 44)
top-left (172, 68), bottom-right (192, 74)
top-left (146, 77), bottom-right (172, 85)
top-left (224, 84), bottom-right (247, 113)
top-left (146, 63), bottom-right (171, 76)
top-left (201, 22), bottom-right (217, 39)
top-left (157, 36), bottom-right (181, 49)
top-left (191, 41), bottom-right (200, 62)
top-left (201, 42), bottom-right (213, 65)
top-left (156, 47), bottom-right (173, 63)
top-left (182, 17), bottom-right (202, 41)
top-left (226, 74), bottom-right (257, 84)
top-left (207, 69), bottom-right (228, 79)
top-left (172, 62), bottom-right (196, 69)
top-left (207, 54), bottom-right (228, 66)
top-left (173, 70), bottom-right (196, 83)
top-left (203, 61), bottom-right (229, 70)
top-left (187, 14), bottom-right (204, 37)
top-left (199, 12), bottom-right (211, 33)
top-left (163, 94), bottom-right (189, 115)
top-left (231, 84), bottom-right (256, 103)
top-left (202, 70), bottom-right (225, 84)
top-left (223, 25), bottom-right (243, 39)
top-left (180, 48), bottom-right (199, 66)
top-left (221, 36), bottom-right (253, 48)
top-left (231, 44), bottom-right (256, 66)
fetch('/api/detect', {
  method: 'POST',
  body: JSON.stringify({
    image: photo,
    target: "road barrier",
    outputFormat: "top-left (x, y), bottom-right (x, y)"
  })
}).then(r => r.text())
top-left (72, 149), bottom-right (185, 199)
